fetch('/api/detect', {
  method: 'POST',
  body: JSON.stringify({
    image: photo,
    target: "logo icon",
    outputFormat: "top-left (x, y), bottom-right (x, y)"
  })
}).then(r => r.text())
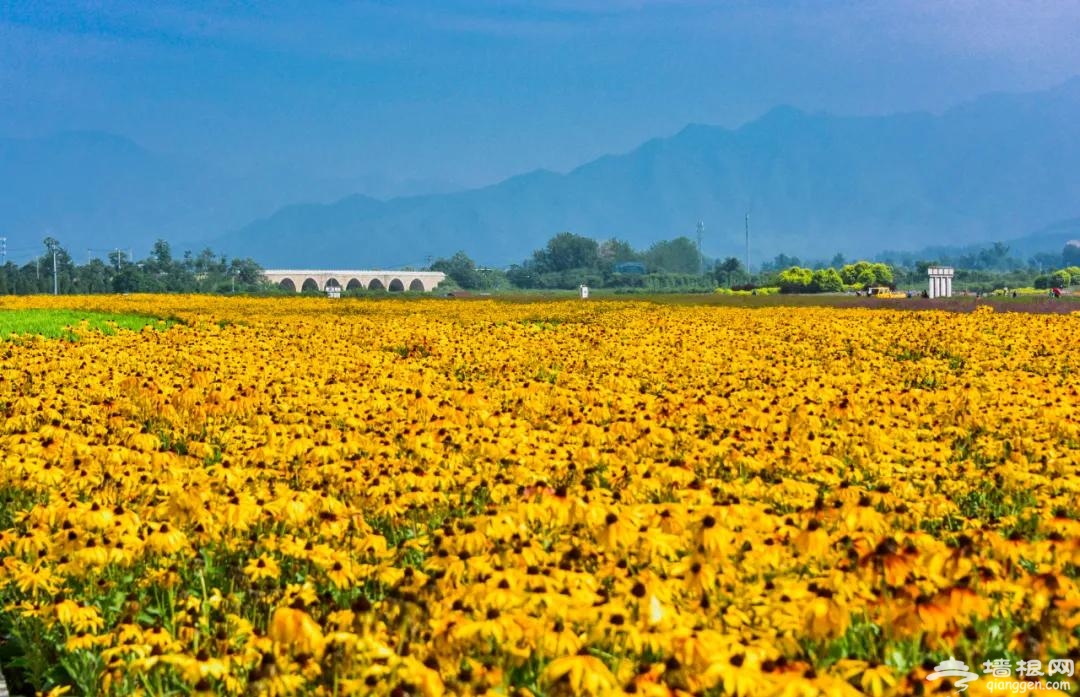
top-left (927, 657), bottom-right (979, 693)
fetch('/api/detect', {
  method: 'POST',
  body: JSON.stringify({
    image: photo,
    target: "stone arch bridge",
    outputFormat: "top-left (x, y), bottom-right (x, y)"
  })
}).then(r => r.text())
top-left (263, 269), bottom-right (446, 293)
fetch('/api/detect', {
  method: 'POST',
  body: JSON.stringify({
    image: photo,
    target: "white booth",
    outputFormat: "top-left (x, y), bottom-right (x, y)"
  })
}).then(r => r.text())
top-left (927, 267), bottom-right (954, 299)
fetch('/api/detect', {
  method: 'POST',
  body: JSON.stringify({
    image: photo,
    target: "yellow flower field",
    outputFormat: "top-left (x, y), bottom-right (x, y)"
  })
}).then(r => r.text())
top-left (0, 295), bottom-right (1078, 696)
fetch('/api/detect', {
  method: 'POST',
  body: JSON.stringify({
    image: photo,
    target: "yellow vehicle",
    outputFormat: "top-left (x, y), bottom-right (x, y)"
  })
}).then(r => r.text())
top-left (867, 286), bottom-right (906, 298)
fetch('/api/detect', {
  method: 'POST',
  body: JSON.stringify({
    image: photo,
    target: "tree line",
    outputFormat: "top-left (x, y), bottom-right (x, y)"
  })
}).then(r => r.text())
top-left (432, 231), bottom-right (888, 293)
top-left (6, 232), bottom-right (1075, 297)
top-left (0, 238), bottom-right (265, 295)
top-left (433, 232), bottom-right (1080, 295)
top-left (433, 232), bottom-right (743, 292)
top-left (879, 240), bottom-right (1080, 273)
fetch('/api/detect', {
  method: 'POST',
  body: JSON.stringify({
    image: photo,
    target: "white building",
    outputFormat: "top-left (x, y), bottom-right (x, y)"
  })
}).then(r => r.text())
top-left (927, 267), bottom-right (954, 298)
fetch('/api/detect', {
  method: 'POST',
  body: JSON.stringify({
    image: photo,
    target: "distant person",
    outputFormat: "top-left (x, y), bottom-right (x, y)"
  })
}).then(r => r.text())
top-left (1011, 291), bottom-right (1017, 298)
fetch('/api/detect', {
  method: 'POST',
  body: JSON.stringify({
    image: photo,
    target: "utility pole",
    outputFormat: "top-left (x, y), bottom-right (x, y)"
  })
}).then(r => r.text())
top-left (0, 237), bottom-right (6, 265)
top-left (115, 248), bottom-right (121, 271)
top-left (52, 248), bottom-right (58, 295)
top-left (696, 221), bottom-right (705, 276)
top-left (744, 212), bottom-right (750, 279)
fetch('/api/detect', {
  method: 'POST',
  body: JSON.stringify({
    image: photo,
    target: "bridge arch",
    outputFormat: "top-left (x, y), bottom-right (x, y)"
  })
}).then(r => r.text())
top-left (261, 270), bottom-right (445, 293)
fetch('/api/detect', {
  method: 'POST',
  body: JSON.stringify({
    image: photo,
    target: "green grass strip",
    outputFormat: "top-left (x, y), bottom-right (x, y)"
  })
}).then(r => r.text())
top-left (0, 309), bottom-right (174, 341)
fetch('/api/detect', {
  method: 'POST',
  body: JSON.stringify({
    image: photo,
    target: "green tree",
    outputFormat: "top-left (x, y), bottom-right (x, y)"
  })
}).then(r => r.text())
top-left (643, 237), bottom-right (700, 274)
top-left (111, 266), bottom-right (142, 293)
top-left (976, 242), bottom-right (1011, 270)
top-left (765, 253), bottom-right (802, 272)
top-left (870, 262), bottom-right (894, 286)
top-left (810, 268), bottom-right (844, 292)
top-left (16, 262), bottom-right (40, 293)
top-left (840, 261), bottom-right (867, 285)
top-left (1030, 252), bottom-right (1061, 271)
top-left (777, 266), bottom-right (813, 293)
top-left (598, 238), bottom-right (640, 265)
top-left (194, 248), bottom-right (225, 274)
top-left (431, 251), bottom-right (483, 289)
top-left (229, 258), bottom-right (265, 287)
top-left (149, 239), bottom-right (173, 271)
top-left (533, 232), bottom-right (600, 273)
top-left (841, 260), bottom-right (894, 288)
top-left (914, 260), bottom-right (937, 276)
top-left (1050, 269), bottom-right (1071, 288)
top-left (39, 237), bottom-right (78, 293)
top-left (0, 239), bottom-right (270, 295)
top-left (505, 264), bottom-right (538, 289)
top-left (714, 257), bottom-right (744, 287)
top-left (107, 249), bottom-right (131, 272)
top-left (75, 259), bottom-right (113, 293)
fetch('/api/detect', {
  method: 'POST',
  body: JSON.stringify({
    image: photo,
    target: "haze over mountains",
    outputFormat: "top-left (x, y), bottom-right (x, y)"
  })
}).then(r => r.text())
top-left (3, 78), bottom-right (1079, 269)
top-left (0, 133), bottom-right (460, 261)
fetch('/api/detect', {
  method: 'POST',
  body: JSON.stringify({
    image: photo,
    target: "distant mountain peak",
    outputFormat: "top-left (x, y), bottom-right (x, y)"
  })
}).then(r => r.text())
top-left (5, 79), bottom-right (1080, 269)
top-left (214, 80), bottom-right (1080, 267)
top-left (750, 104), bottom-right (807, 126)
top-left (675, 122), bottom-right (718, 136)
top-left (496, 168), bottom-right (561, 189)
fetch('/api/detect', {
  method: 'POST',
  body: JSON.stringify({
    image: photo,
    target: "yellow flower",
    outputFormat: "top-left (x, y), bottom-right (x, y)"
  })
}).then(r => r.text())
top-left (52, 600), bottom-right (104, 633)
top-left (0, 295), bottom-right (1078, 695)
top-left (269, 607), bottom-right (325, 659)
top-left (10, 560), bottom-right (59, 596)
top-left (145, 522), bottom-right (188, 555)
top-left (859, 663), bottom-right (897, 697)
top-left (542, 654), bottom-right (618, 696)
top-left (244, 553), bottom-right (281, 583)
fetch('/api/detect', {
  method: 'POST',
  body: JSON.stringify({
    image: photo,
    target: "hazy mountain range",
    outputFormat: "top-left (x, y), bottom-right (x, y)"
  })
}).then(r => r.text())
top-left (3, 78), bottom-right (1079, 268)
top-left (0, 132), bottom-right (459, 262)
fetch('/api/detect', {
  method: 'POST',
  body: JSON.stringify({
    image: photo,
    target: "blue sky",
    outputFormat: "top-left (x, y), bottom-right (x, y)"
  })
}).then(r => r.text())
top-left (3, 0), bottom-right (1079, 192)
